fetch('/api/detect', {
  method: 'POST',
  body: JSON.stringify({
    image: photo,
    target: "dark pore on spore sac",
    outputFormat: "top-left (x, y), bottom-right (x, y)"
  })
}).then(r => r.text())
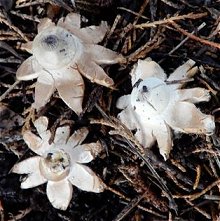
top-left (142, 85), bottom-right (148, 93)
top-left (42, 35), bottom-right (59, 50)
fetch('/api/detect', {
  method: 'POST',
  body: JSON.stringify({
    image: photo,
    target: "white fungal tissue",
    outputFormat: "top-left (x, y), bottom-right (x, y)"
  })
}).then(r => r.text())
top-left (12, 116), bottom-right (105, 210)
top-left (16, 13), bottom-right (124, 115)
top-left (117, 58), bottom-right (215, 160)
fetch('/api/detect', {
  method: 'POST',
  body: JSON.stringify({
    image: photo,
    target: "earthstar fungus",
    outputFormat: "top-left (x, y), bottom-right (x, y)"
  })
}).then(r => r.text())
top-left (117, 58), bottom-right (215, 160)
top-left (12, 116), bottom-right (105, 210)
top-left (16, 13), bottom-right (124, 114)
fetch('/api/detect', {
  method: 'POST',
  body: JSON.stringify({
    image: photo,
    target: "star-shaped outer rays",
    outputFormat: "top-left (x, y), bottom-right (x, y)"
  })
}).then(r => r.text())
top-left (12, 116), bottom-right (105, 210)
top-left (16, 13), bottom-right (125, 115)
top-left (117, 58), bottom-right (215, 160)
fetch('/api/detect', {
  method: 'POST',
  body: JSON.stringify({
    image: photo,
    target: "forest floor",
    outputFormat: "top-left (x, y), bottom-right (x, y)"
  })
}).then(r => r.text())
top-left (1, 0), bottom-right (220, 220)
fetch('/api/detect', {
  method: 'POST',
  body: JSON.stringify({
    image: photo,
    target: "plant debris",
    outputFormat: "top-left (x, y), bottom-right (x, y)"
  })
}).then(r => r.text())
top-left (1, 0), bottom-right (220, 220)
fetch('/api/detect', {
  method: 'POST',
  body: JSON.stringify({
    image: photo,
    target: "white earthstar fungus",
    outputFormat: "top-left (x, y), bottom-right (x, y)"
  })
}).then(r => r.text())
top-left (117, 58), bottom-right (215, 160)
top-left (12, 116), bottom-right (105, 210)
top-left (16, 13), bottom-right (124, 115)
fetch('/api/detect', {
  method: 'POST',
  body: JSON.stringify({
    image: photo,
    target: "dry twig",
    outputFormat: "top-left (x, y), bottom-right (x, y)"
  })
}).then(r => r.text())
top-left (133, 12), bottom-right (207, 29)
top-left (0, 13), bottom-right (29, 42)
top-left (174, 179), bottom-right (220, 201)
top-left (171, 22), bottom-right (220, 50)
top-left (107, 186), bottom-right (166, 219)
top-left (183, 199), bottom-right (211, 219)
top-left (0, 80), bottom-right (20, 102)
top-left (193, 165), bottom-right (201, 190)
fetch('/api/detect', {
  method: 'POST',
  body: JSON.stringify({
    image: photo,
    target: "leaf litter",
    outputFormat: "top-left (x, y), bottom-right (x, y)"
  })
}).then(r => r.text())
top-left (0, 0), bottom-right (220, 220)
